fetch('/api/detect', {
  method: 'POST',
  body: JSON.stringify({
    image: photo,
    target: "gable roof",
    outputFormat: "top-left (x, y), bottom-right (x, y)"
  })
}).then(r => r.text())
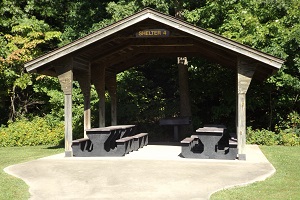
top-left (25, 8), bottom-right (284, 80)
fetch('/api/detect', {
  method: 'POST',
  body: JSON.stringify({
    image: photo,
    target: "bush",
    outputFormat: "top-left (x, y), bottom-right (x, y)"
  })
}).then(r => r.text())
top-left (247, 127), bottom-right (279, 145)
top-left (276, 111), bottom-right (300, 136)
top-left (0, 117), bottom-right (64, 147)
top-left (274, 111), bottom-right (300, 146)
top-left (247, 126), bottom-right (300, 146)
top-left (279, 131), bottom-right (300, 146)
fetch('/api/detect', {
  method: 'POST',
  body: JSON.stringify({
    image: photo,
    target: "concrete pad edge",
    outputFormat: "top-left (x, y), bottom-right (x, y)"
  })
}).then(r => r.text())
top-left (208, 147), bottom-right (276, 199)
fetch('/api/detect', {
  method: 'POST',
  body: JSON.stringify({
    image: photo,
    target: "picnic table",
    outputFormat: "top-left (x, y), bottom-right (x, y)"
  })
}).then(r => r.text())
top-left (180, 125), bottom-right (238, 160)
top-left (159, 117), bottom-right (191, 141)
top-left (72, 125), bottom-right (148, 157)
top-left (196, 127), bottom-right (224, 157)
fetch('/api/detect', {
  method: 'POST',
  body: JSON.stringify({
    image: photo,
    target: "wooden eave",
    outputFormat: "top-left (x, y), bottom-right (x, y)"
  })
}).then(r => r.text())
top-left (25, 8), bottom-right (284, 81)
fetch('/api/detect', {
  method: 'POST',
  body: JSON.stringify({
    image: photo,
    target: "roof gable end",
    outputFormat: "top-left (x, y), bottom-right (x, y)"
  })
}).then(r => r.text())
top-left (25, 8), bottom-right (284, 74)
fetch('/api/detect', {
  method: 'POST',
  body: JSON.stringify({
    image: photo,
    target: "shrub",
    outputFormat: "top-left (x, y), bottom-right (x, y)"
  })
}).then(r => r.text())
top-left (0, 117), bottom-right (64, 147)
top-left (274, 111), bottom-right (300, 146)
top-left (247, 127), bottom-right (279, 145)
top-left (279, 131), bottom-right (300, 146)
top-left (276, 111), bottom-right (300, 137)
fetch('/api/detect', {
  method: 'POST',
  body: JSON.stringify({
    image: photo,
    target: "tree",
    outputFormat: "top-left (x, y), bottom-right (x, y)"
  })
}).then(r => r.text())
top-left (0, 17), bottom-right (61, 122)
top-left (0, 0), bottom-right (299, 139)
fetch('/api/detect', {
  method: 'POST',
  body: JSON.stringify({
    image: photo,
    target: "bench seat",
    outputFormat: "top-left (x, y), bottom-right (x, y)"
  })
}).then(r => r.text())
top-left (72, 138), bottom-right (92, 156)
top-left (132, 133), bottom-right (148, 150)
top-left (116, 136), bottom-right (134, 155)
top-left (180, 137), bottom-right (199, 158)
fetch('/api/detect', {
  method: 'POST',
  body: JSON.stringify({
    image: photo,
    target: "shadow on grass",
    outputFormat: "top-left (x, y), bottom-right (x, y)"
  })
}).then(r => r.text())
top-left (44, 139), bottom-right (64, 149)
top-left (45, 145), bottom-right (64, 150)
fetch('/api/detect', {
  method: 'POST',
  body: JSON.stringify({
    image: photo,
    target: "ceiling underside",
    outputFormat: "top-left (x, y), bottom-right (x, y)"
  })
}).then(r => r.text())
top-left (34, 18), bottom-right (278, 81)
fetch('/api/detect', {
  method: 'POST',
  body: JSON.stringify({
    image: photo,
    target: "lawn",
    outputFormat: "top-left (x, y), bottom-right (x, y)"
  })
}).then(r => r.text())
top-left (0, 146), bottom-right (299, 200)
top-left (0, 146), bottom-right (63, 200)
top-left (211, 146), bottom-right (300, 200)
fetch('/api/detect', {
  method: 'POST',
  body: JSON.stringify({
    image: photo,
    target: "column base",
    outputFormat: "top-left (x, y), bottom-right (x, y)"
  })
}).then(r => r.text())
top-left (65, 150), bottom-right (73, 157)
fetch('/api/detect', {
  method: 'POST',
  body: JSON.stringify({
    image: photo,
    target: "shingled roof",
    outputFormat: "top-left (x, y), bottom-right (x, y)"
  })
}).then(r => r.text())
top-left (25, 8), bottom-right (284, 80)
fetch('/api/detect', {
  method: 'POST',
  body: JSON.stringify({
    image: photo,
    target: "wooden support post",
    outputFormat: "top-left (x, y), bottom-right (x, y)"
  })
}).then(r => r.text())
top-left (64, 94), bottom-right (73, 157)
top-left (55, 58), bottom-right (73, 157)
top-left (83, 93), bottom-right (91, 135)
top-left (75, 66), bottom-right (91, 138)
top-left (107, 74), bottom-right (117, 126)
top-left (178, 57), bottom-right (191, 116)
top-left (92, 65), bottom-right (106, 127)
top-left (178, 57), bottom-right (192, 140)
top-left (237, 56), bottom-right (256, 160)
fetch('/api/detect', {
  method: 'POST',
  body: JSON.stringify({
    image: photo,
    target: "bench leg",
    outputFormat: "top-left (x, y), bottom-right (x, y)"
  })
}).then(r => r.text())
top-left (181, 143), bottom-right (193, 158)
top-left (115, 142), bottom-right (127, 156)
top-left (72, 143), bottom-right (81, 157)
top-left (133, 137), bottom-right (140, 151)
top-left (143, 134), bottom-right (148, 146)
top-left (128, 139), bottom-right (134, 153)
top-left (124, 140), bottom-right (131, 154)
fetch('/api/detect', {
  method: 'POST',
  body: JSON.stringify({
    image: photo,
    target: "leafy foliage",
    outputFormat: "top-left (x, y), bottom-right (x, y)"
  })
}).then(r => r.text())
top-left (117, 59), bottom-right (180, 122)
top-left (0, 0), bottom-right (299, 145)
top-left (0, 117), bottom-right (64, 147)
top-left (247, 125), bottom-right (300, 146)
top-left (0, 16), bottom-right (61, 123)
top-left (247, 127), bottom-right (280, 146)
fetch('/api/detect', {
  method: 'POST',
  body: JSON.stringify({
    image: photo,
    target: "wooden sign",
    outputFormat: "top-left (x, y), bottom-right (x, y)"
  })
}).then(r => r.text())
top-left (136, 29), bottom-right (170, 37)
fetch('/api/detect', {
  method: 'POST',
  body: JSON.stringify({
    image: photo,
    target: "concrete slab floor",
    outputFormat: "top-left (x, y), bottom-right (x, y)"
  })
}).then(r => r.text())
top-left (4, 145), bottom-right (275, 200)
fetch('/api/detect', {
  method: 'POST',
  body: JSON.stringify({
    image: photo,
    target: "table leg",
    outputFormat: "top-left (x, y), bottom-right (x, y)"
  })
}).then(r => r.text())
top-left (174, 126), bottom-right (179, 141)
top-left (198, 135), bottom-right (222, 158)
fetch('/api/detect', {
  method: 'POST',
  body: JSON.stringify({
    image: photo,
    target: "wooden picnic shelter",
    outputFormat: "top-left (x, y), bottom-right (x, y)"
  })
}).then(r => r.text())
top-left (24, 8), bottom-right (284, 159)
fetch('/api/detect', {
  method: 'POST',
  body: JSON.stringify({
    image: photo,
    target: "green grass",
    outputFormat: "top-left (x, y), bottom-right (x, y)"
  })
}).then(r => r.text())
top-left (211, 146), bottom-right (300, 200)
top-left (0, 146), bottom-right (63, 200)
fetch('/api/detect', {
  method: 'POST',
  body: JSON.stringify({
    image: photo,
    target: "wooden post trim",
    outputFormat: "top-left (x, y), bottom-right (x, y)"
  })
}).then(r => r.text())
top-left (55, 58), bottom-right (73, 157)
top-left (237, 56), bottom-right (256, 160)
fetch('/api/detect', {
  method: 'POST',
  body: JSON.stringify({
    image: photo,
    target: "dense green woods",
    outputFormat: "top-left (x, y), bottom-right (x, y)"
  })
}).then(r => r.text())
top-left (0, 0), bottom-right (299, 146)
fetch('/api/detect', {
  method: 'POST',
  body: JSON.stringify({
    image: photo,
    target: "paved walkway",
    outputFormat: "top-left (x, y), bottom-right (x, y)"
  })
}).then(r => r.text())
top-left (4, 144), bottom-right (275, 200)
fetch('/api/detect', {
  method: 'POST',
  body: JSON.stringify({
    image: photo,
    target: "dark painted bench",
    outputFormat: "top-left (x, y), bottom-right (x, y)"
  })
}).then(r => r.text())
top-left (116, 133), bottom-right (149, 155)
top-left (132, 133), bottom-right (148, 150)
top-left (116, 136), bottom-right (134, 155)
top-left (72, 138), bottom-right (92, 157)
top-left (180, 137), bottom-right (196, 158)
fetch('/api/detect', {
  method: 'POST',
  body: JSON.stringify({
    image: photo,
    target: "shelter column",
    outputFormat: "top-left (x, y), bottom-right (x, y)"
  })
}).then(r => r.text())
top-left (178, 57), bottom-right (192, 141)
top-left (237, 57), bottom-right (256, 160)
top-left (107, 74), bottom-right (117, 126)
top-left (75, 65), bottom-right (91, 138)
top-left (55, 59), bottom-right (73, 157)
top-left (92, 65), bottom-right (106, 127)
